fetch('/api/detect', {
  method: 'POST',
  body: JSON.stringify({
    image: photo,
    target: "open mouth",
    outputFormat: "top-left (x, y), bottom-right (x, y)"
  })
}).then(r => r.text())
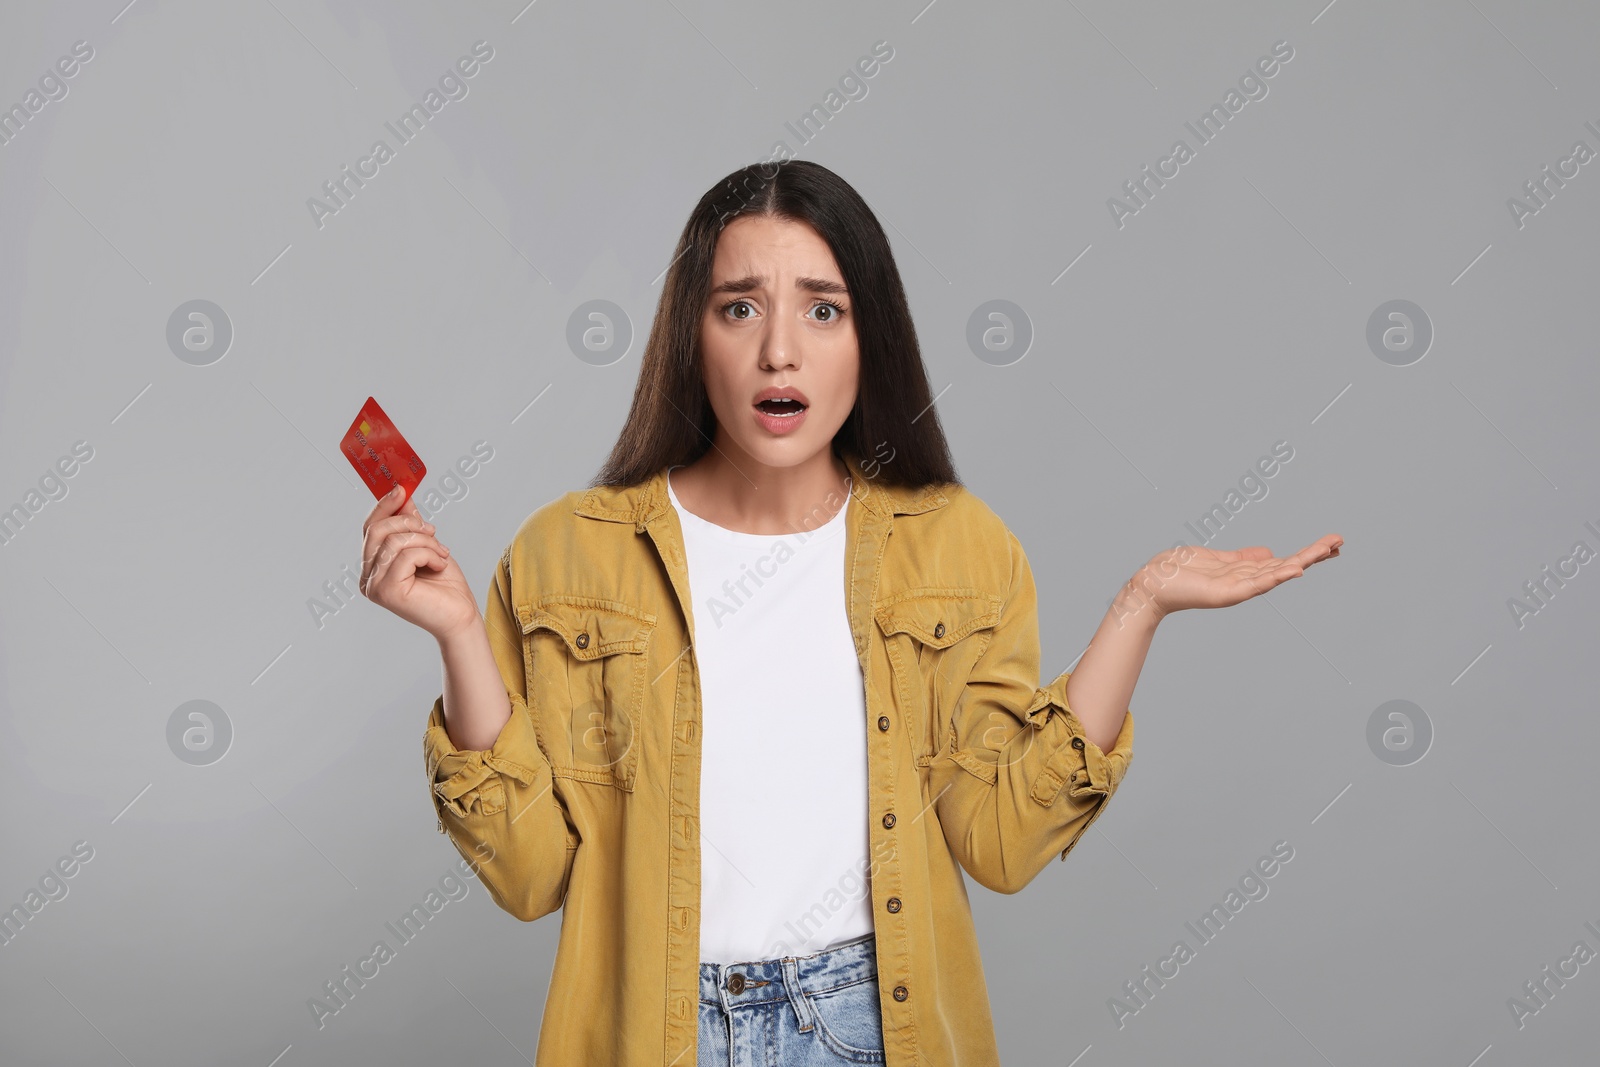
top-left (754, 398), bottom-right (807, 417)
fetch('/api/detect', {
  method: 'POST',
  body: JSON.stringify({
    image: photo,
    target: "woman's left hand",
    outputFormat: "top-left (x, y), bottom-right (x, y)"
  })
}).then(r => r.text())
top-left (1138, 533), bottom-right (1344, 619)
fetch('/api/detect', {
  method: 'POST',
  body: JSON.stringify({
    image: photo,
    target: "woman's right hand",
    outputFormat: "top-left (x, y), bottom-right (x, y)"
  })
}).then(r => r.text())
top-left (360, 485), bottom-right (480, 642)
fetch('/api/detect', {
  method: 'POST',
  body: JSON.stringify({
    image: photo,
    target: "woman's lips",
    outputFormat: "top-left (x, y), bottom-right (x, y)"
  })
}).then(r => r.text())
top-left (752, 399), bottom-right (808, 435)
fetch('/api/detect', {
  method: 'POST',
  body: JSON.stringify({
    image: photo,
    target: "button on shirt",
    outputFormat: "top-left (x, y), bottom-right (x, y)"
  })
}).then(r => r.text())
top-left (665, 466), bottom-right (873, 964)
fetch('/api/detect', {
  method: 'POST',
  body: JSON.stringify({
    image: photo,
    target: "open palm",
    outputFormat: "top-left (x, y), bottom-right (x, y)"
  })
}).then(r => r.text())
top-left (1142, 534), bottom-right (1343, 618)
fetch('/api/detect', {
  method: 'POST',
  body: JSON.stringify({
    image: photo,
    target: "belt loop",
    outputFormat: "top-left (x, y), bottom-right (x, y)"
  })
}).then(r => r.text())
top-left (781, 957), bottom-right (814, 1032)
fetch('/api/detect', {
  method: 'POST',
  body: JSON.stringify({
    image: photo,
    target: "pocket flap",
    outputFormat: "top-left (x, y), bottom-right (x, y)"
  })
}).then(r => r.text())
top-left (873, 588), bottom-right (1001, 649)
top-left (517, 597), bottom-right (655, 658)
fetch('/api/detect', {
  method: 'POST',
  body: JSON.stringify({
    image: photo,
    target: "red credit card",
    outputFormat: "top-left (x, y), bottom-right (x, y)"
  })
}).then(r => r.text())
top-left (340, 396), bottom-right (426, 504)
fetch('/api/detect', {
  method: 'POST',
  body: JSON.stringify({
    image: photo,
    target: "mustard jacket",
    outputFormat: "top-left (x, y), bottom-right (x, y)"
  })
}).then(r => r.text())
top-left (423, 449), bottom-right (1135, 1066)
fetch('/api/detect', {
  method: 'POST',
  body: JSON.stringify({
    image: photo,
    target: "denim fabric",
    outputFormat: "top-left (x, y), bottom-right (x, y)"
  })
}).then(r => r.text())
top-left (698, 932), bottom-right (885, 1065)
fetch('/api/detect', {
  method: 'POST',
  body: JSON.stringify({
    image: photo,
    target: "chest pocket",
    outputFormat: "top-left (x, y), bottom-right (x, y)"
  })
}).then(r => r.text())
top-left (518, 595), bottom-right (655, 792)
top-left (873, 588), bottom-right (1002, 767)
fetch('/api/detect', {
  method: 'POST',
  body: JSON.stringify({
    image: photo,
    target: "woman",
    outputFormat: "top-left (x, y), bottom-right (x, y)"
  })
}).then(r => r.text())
top-left (360, 159), bottom-right (1341, 1066)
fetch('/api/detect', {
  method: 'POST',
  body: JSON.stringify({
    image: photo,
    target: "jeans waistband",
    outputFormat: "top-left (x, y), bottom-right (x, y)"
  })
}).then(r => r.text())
top-left (699, 931), bottom-right (877, 1008)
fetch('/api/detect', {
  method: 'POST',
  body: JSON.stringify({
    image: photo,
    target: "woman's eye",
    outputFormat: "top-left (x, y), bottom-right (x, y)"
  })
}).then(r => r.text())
top-left (809, 301), bottom-right (845, 322)
top-left (723, 299), bottom-right (754, 319)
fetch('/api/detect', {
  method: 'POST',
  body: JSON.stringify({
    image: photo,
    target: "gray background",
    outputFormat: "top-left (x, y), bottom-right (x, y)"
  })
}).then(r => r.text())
top-left (2, 0), bottom-right (1596, 1064)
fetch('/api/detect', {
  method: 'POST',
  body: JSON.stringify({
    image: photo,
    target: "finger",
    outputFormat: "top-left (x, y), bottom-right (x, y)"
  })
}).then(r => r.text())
top-left (362, 484), bottom-right (410, 536)
top-left (368, 529), bottom-right (450, 574)
top-left (365, 533), bottom-right (430, 593)
top-left (372, 545), bottom-right (449, 593)
top-left (1283, 537), bottom-right (1338, 569)
top-left (368, 539), bottom-right (449, 593)
top-left (391, 544), bottom-right (449, 575)
top-left (362, 524), bottom-right (426, 593)
top-left (362, 514), bottom-right (439, 569)
top-left (1277, 546), bottom-right (1314, 568)
top-left (365, 512), bottom-right (437, 549)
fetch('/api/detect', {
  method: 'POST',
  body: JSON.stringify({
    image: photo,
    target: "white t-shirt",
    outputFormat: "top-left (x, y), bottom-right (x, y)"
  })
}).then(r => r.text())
top-left (666, 465), bottom-right (875, 964)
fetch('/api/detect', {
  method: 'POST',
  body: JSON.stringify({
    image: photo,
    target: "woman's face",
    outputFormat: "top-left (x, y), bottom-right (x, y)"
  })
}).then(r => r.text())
top-left (698, 214), bottom-right (859, 470)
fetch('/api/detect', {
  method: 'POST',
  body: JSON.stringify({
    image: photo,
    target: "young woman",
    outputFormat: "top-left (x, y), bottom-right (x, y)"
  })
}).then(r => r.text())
top-left (360, 159), bottom-right (1341, 1066)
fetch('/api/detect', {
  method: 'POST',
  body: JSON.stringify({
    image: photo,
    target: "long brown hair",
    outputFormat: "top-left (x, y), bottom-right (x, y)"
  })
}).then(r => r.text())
top-left (589, 159), bottom-right (960, 491)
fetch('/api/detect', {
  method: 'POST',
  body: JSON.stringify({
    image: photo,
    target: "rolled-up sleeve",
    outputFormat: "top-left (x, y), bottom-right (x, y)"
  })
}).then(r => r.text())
top-left (423, 546), bottom-right (577, 922)
top-left (930, 528), bottom-right (1135, 895)
top-left (1023, 672), bottom-right (1134, 810)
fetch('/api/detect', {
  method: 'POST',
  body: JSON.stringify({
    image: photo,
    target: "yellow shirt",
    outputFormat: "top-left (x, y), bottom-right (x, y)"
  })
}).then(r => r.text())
top-left (423, 449), bottom-right (1136, 1065)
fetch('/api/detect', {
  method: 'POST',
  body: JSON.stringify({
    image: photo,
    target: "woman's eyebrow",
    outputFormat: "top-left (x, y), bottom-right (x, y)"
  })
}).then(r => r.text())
top-left (709, 274), bottom-right (849, 297)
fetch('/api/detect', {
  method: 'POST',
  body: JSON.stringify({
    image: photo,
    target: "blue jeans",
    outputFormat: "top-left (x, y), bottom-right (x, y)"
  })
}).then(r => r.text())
top-left (698, 931), bottom-right (886, 1065)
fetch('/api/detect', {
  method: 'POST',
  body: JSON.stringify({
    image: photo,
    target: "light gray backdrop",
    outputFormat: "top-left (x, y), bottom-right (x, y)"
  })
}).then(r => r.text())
top-left (2, 0), bottom-right (1597, 1064)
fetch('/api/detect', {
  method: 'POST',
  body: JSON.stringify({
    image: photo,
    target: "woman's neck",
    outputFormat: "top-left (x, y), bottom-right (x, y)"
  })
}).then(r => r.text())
top-left (668, 449), bottom-right (852, 536)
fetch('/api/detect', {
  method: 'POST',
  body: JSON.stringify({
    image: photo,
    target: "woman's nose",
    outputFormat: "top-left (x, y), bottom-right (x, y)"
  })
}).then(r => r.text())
top-left (759, 304), bottom-right (800, 370)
